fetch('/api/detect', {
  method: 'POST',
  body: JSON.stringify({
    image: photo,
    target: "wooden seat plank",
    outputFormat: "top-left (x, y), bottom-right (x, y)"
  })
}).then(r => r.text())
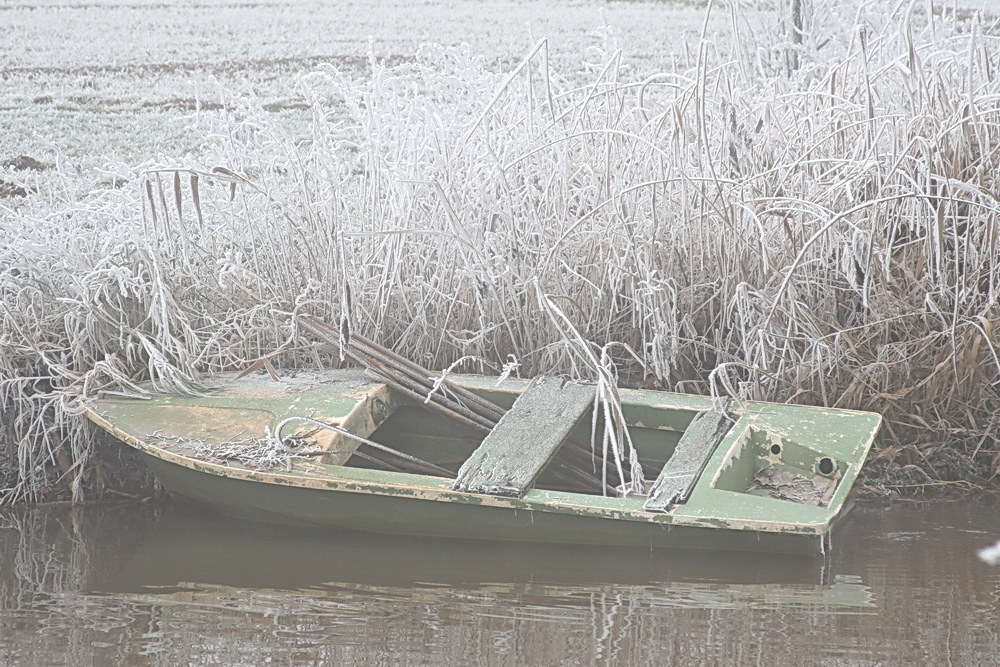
top-left (643, 400), bottom-right (733, 512)
top-left (452, 376), bottom-right (596, 497)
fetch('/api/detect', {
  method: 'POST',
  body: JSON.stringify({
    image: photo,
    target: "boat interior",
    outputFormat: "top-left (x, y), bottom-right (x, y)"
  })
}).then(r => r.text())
top-left (91, 369), bottom-right (856, 514)
top-left (300, 378), bottom-right (846, 510)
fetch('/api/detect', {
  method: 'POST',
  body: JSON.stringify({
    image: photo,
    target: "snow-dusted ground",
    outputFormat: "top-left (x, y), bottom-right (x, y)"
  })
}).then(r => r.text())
top-left (0, 0), bottom-right (728, 166)
top-left (1, 0), bottom-right (996, 168)
top-left (2, 0), bottom-right (722, 71)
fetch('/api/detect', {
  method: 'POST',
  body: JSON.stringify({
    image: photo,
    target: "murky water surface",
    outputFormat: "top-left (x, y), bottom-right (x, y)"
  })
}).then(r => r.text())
top-left (1, 501), bottom-right (998, 665)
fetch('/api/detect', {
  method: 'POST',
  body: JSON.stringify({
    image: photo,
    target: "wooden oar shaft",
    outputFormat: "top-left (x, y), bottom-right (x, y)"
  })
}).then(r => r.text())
top-left (300, 315), bottom-right (503, 428)
top-left (301, 316), bottom-right (505, 421)
top-left (365, 361), bottom-right (495, 434)
top-left (335, 324), bottom-right (508, 421)
top-left (562, 439), bottom-right (621, 484)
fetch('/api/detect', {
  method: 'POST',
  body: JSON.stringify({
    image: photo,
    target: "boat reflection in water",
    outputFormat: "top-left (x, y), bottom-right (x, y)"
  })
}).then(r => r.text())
top-left (6, 500), bottom-right (998, 665)
top-left (102, 502), bottom-right (875, 613)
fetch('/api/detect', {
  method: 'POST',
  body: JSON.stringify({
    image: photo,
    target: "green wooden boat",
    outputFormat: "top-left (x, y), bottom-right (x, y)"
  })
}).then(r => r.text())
top-left (85, 369), bottom-right (882, 555)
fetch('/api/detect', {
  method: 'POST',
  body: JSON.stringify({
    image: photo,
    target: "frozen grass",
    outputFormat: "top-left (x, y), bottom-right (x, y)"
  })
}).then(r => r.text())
top-left (2, 2), bottom-right (1000, 501)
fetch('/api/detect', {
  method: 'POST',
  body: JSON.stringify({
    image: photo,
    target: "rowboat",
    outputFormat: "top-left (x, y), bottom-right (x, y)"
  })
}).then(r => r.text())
top-left (84, 367), bottom-right (882, 555)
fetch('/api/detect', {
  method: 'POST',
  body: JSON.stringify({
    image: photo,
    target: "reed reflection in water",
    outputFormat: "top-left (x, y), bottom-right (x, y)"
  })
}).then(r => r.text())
top-left (0, 501), bottom-right (997, 665)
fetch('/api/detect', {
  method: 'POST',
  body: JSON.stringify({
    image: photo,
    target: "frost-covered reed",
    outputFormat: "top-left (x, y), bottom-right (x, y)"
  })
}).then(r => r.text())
top-left (2, 2), bottom-right (999, 501)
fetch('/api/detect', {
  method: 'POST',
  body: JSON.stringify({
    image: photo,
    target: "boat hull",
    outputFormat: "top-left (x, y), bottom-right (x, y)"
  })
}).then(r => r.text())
top-left (85, 369), bottom-right (882, 556)
top-left (139, 452), bottom-right (824, 555)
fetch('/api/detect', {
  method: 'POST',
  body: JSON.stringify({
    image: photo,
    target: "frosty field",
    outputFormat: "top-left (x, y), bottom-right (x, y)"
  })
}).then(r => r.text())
top-left (2, 0), bottom-right (999, 503)
top-left (0, 0), bottom-right (725, 167)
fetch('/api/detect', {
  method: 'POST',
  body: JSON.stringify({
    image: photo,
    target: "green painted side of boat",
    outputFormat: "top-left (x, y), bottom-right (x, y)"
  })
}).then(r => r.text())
top-left (84, 369), bottom-right (883, 555)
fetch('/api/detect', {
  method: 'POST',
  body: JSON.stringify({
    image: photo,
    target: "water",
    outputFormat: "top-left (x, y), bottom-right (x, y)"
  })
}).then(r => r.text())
top-left (1, 501), bottom-right (998, 665)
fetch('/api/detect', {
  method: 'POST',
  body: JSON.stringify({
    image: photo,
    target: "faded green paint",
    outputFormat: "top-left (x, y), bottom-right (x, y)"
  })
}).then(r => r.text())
top-left (643, 401), bottom-right (732, 511)
top-left (453, 376), bottom-right (595, 497)
top-left (84, 369), bottom-right (883, 555)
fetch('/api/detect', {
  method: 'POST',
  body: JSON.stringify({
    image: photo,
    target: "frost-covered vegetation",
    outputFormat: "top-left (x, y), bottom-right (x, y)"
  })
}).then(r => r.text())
top-left (2, 1), bottom-right (999, 502)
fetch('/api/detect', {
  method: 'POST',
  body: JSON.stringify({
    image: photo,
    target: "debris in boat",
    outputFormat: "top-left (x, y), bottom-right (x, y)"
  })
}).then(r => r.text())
top-left (192, 437), bottom-right (324, 470)
top-left (298, 314), bottom-right (505, 434)
top-left (271, 415), bottom-right (453, 476)
top-left (750, 465), bottom-right (837, 506)
top-left (186, 424), bottom-right (430, 474)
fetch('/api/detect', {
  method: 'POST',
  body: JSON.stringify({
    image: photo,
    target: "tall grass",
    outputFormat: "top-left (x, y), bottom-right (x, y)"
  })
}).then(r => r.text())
top-left (2, 2), bottom-right (999, 502)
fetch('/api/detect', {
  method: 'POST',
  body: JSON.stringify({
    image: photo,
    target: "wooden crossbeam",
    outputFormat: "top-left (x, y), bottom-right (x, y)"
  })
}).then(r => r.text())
top-left (452, 376), bottom-right (596, 498)
top-left (643, 400), bottom-right (733, 512)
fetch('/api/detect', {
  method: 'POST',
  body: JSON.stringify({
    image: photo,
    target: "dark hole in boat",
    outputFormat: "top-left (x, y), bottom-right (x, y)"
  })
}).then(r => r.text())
top-left (347, 405), bottom-right (484, 476)
top-left (770, 443), bottom-right (782, 456)
top-left (370, 396), bottom-right (390, 426)
top-left (818, 457), bottom-right (836, 476)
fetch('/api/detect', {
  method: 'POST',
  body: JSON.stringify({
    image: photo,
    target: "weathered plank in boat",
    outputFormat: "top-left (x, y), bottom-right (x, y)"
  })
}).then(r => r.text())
top-left (452, 376), bottom-right (596, 498)
top-left (643, 400), bottom-right (733, 512)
